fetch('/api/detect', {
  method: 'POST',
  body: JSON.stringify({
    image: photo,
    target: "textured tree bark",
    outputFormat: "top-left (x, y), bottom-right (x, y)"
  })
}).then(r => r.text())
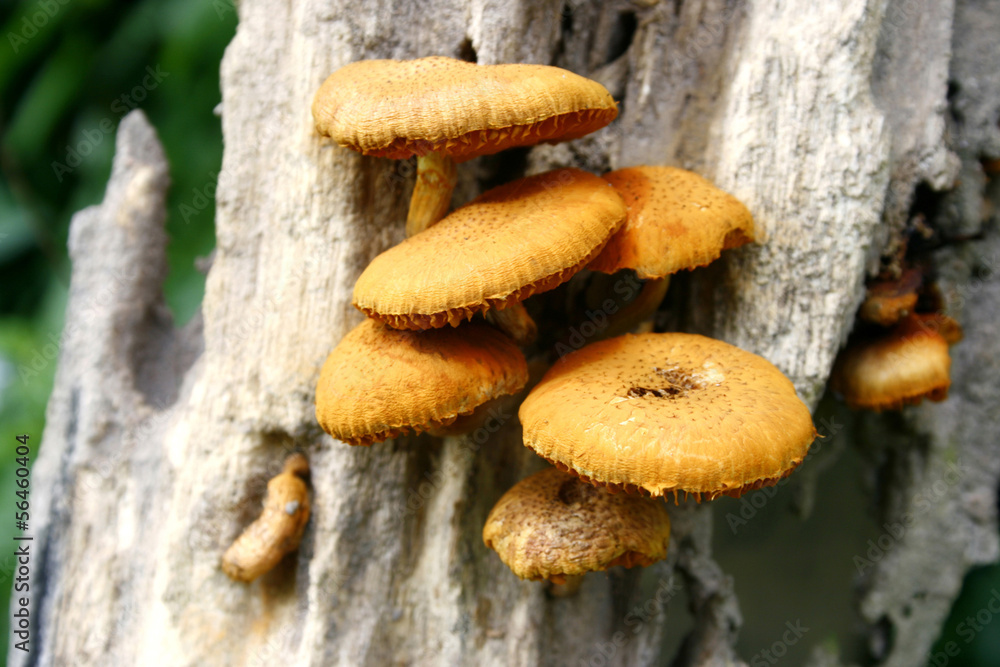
top-left (15, 0), bottom-right (999, 666)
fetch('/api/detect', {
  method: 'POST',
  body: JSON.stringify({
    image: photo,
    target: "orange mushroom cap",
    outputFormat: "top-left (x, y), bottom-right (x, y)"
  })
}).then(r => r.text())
top-left (353, 168), bottom-right (627, 330)
top-left (589, 166), bottom-right (756, 279)
top-left (519, 333), bottom-right (816, 500)
top-left (312, 56), bottom-right (618, 162)
top-left (315, 319), bottom-right (528, 445)
top-left (830, 313), bottom-right (958, 410)
top-left (858, 269), bottom-right (922, 326)
top-left (482, 467), bottom-right (671, 582)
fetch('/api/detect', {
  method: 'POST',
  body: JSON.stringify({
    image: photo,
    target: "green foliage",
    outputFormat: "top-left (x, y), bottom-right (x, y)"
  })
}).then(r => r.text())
top-left (930, 565), bottom-right (1000, 667)
top-left (0, 0), bottom-right (236, 657)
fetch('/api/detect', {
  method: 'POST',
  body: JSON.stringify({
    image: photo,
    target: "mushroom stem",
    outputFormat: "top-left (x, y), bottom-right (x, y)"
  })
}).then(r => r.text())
top-left (486, 302), bottom-right (538, 347)
top-left (602, 276), bottom-right (671, 339)
top-left (406, 151), bottom-right (458, 237)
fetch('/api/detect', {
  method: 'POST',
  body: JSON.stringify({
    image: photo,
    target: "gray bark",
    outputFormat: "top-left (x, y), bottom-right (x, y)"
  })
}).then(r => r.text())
top-left (16, 0), bottom-right (1000, 666)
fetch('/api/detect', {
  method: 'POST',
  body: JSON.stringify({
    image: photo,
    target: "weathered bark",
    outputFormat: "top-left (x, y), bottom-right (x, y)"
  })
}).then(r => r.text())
top-left (16, 0), bottom-right (1000, 666)
top-left (850, 2), bottom-right (1000, 666)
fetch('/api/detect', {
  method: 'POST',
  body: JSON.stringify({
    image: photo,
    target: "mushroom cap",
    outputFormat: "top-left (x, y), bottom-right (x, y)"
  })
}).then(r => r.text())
top-left (482, 467), bottom-right (671, 581)
top-left (312, 56), bottom-right (618, 162)
top-left (858, 269), bottom-right (922, 326)
top-left (519, 333), bottom-right (816, 500)
top-left (830, 314), bottom-right (953, 411)
top-left (353, 168), bottom-right (627, 330)
top-left (919, 312), bottom-right (963, 345)
top-left (588, 166), bottom-right (756, 279)
top-left (315, 319), bottom-right (528, 445)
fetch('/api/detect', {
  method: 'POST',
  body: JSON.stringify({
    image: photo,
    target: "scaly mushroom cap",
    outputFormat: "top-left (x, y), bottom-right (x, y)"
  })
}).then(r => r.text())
top-left (482, 467), bottom-right (671, 582)
top-left (830, 313), bottom-right (954, 411)
top-left (315, 319), bottom-right (528, 445)
top-left (353, 168), bottom-right (627, 329)
top-left (588, 166), bottom-right (756, 279)
top-left (519, 333), bottom-right (816, 500)
top-left (858, 269), bottom-right (922, 326)
top-left (312, 56), bottom-right (618, 162)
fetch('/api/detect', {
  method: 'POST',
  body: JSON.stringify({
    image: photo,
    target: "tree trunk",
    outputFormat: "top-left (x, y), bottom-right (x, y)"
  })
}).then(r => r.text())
top-left (16, 0), bottom-right (1000, 665)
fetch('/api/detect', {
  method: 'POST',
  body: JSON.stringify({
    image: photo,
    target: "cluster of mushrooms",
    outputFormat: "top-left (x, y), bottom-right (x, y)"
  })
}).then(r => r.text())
top-left (219, 58), bottom-right (964, 587)
top-left (303, 56), bottom-right (819, 585)
top-left (830, 267), bottom-right (962, 410)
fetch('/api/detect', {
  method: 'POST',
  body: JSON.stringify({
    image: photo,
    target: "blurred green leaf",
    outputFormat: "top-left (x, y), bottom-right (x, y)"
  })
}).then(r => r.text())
top-left (0, 185), bottom-right (35, 263)
top-left (4, 34), bottom-right (93, 158)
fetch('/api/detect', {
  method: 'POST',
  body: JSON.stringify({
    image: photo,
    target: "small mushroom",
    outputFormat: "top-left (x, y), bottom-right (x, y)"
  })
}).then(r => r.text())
top-left (830, 313), bottom-right (960, 410)
top-left (519, 333), bottom-right (816, 501)
top-left (482, 467), bottom-right (671, 582)
top-left (858, 268), bottom-right (922, 326)
top-left (587, 166), bottom-right (755, 336)
top-left (312, 56), bottom-right (618, 236)
top-left (352, 168), bottom-right (626, 338)
top-left (315, 319), bottom-right (528, 445)
top-left (590, 166), bottom-right (756, 279)
top-left (222, 453), bottom-right (311, 582)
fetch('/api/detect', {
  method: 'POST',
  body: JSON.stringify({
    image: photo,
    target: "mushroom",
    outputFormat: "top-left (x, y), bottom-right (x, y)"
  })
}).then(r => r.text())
top-left (858, 268), bottom-right (922, 326)
top-left (352, 168), bottom-right (626, 340)
top-left (482, 467), bottom-right (671, 583)
top-left (519, 332), bottom-right (816, 501)
top-left (587, 166), bottom-right (756, 337)
top-left (830, 313), bottom-right (961, 410)
top-left (315, 318), bottom-right (528, 446)
top-left (222, 453), bottom-right (311, 582)
top-left (312, 56), bottom-right (618, 236)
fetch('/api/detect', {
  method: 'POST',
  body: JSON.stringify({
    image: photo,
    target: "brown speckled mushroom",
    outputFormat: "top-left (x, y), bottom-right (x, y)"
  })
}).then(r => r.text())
top-left (587, 166), bottom-right (756, 337)
top-left (830, 313), bottom-right (961, 411)
top-left (482, 467), bottom-right (671, 583)
top-left (312, 56), bottom-right (618, 236)
top-left (315, 319), bottom-right (527, 446)
top-left (352, 168), bottom-right (626, 343)
top-left (519, 333), bottom-right (816, 501)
